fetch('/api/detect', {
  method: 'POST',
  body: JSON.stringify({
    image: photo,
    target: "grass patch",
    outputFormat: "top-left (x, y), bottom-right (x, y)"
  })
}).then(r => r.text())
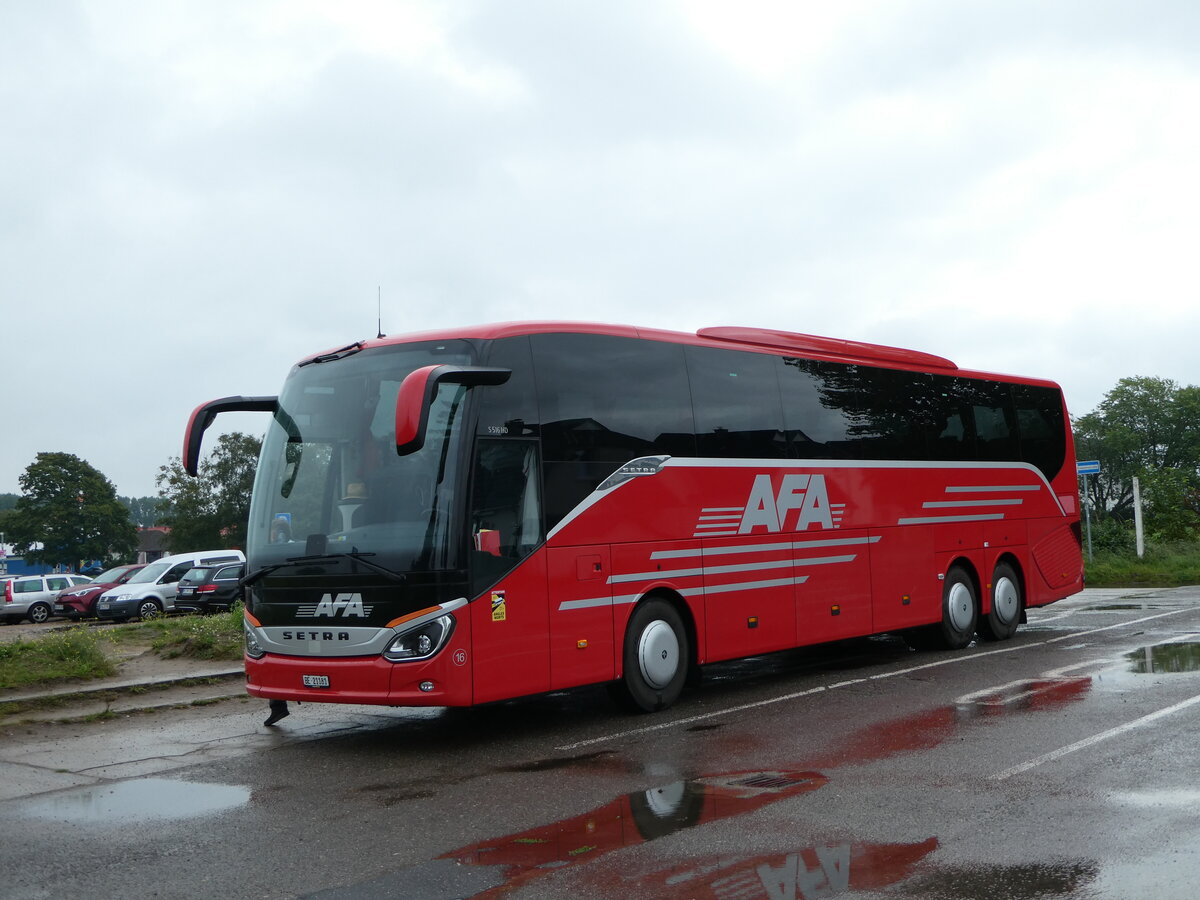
top-left (118, 604), bottom-right (245, 661)
top-left (1085, 544), bottom-right (1200, 587)
top-left (0, 628), bottom-right (116, 690)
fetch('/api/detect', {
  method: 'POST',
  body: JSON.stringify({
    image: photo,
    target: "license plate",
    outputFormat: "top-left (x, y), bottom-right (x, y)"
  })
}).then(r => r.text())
top-left (98, 601), bottom-right (109, 610)
top-left (302, 674), bottom-right (330, 688)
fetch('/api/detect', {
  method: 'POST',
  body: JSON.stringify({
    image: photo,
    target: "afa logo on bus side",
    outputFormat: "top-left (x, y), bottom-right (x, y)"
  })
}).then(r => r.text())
top-left (740, 473), bottom-right (841, 533)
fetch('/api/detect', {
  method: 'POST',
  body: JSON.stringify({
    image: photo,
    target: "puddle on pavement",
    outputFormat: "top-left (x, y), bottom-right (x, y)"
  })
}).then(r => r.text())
top-left (17, 777), bottom-right (250, 824)
top-left (1125, 642), bottom-right (1200, 674)
top-left (315, 765), bottom-right (938, 899)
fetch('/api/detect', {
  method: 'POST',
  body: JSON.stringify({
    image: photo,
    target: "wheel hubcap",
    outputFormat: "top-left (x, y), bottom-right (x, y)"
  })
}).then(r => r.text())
top-left (638, 620), bottom-right (680, 689)
top-left (947, 582), bottom-right (974, 631)
top-left (993, 576), bottom-right (1019, 624)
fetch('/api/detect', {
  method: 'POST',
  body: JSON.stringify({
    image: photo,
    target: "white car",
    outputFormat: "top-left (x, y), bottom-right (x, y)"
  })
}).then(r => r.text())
top-left (3, 574), bottom-right (92, 624)
top-left (96, 549), bottom-right (245, 621)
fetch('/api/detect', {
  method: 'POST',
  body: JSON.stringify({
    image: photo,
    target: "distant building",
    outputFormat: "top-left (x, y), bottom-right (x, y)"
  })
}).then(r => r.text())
top-left (137, 527), bottom-right (170, 564)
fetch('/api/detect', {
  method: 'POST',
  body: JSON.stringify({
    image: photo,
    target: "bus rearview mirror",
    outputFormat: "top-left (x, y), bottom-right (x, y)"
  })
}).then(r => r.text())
top-left (395, 365), bottom-right (511, 456)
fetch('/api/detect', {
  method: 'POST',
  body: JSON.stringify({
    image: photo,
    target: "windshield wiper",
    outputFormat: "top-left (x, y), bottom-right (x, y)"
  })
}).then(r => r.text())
top-left (240, 550), bottom-right (407, 588)
top-left (299, 340), bottom-right (365, 367)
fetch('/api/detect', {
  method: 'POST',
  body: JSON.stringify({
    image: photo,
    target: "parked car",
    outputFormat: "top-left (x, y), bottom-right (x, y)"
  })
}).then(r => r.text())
top-left (175, 562), bottom-right (245, 614)
top-left (3, 574), bottom-right (92, 624)
top-left (54, 564), bottom-right (147, 620)
top-left (96, 549), bottom-right (245, 621)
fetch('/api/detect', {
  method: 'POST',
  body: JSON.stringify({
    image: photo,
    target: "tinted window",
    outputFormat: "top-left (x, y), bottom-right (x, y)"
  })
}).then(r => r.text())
top-left (543, 461), bottom-right (620, 530)
top-left (478, 336), bottom-right (539, 439)
top-left (1014, 385), bottom-right (1066, 480)
top-left (532, 334), bottom-right (695, 463)
top-left (469, 439), bottom-right (543, 593)
top-left (779, 357), bottom-right (856, 455)
top-left (687, 346), bottom-right (788, 459)
top-left (780, 359), bottom-right (934, 460)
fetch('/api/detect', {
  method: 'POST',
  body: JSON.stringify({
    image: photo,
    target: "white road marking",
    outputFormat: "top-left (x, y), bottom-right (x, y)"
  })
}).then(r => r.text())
top-left (555, 607), bottom-right (1192, 752)
top-left (991, 692), bottom-right (1200, 780)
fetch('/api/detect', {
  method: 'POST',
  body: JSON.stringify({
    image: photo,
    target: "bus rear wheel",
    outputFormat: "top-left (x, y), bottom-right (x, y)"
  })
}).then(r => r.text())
top-left (612, 598), bottom-right (689, 713)
top-left (909, 566), bottom-right (977, 651)
top-left (978, 561), bottom-right (1021, 642)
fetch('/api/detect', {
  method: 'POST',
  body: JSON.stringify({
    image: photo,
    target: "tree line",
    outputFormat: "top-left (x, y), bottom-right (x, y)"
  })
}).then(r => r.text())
top-left (1, 433), bottom-right (261, 571)
top-left (1072, 376), bottom-right (1200, 551)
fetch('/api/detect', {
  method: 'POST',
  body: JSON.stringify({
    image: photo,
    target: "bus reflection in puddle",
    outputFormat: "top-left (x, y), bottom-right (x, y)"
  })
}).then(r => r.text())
top-left (644, 838), bottom-right (940, 900)
top-left (441, 769), bottom-right (937, 899)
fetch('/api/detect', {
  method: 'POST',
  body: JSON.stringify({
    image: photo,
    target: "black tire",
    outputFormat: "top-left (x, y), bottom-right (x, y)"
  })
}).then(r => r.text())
top-left (136, 599), bottom-right (163, 621)
top-left (27, 602), bottom-right (52, 625)
top-left (978, 561), bottom-right (1022, 642)
top-left (908, 566), bottom-right (977, 651)
top-left (612, 598), bottom-right (689, 713)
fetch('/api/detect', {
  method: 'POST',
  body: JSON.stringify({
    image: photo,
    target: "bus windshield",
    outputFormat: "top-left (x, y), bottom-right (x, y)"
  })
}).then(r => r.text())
top-left (247, 340), bottom-right (477, 574)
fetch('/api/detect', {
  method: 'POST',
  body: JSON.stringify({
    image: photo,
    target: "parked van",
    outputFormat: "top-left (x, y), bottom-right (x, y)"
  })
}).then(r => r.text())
top-left (96, 549), bottom-right (245, 621)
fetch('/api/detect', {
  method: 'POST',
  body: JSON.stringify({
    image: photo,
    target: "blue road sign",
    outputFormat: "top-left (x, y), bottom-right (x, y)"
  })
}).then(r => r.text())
top-left (1076, 460), bottom-right (1101, 476)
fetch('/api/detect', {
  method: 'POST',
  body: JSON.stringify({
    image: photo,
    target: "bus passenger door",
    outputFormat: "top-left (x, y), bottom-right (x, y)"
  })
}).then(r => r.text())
top-left (469, 438), bottom-right (552, 703)
top-left (547, 547), bottom-right (614, 690)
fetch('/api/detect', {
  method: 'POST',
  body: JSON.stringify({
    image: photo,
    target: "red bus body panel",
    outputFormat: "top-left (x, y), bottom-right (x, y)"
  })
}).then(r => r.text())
top-left (244, 322), bottom-right (1082, 708)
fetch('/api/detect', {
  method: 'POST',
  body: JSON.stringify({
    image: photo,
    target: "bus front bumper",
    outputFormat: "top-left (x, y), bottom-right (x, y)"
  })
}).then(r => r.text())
top-left (245, 650), bottom-right (474, 707)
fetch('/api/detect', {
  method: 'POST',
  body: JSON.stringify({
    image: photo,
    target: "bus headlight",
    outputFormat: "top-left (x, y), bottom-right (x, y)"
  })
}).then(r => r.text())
top-left (384, 614), bottom-right (455, 662)
top-left (245, 621), bottom-right (266, 659)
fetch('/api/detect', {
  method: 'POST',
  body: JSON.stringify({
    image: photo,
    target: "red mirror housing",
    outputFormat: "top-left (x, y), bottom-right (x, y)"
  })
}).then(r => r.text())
top-left (394, 366), bottom-right (511, 456)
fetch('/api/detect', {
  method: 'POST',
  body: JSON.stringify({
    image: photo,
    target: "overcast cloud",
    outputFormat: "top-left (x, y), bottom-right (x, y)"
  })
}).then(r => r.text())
top-left (4, 0), bottom-right (1199, 498)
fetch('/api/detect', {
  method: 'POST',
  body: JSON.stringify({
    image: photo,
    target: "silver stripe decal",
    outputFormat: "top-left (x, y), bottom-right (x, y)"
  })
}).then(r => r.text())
top-left (703, 576), bottom-right (808, 594)
top-left (945, 484), bottom-right (1043, 492)
top-left (608, 554), bottom-right (858, 585)
top-left (651, 535), bottom-right (879, 561)
top-left (921, 499), bottom-right (1024, 508)
top-left (559, 575), bottom-right (814, 611)
top-left (898, 513), bottom-right (1006, 524)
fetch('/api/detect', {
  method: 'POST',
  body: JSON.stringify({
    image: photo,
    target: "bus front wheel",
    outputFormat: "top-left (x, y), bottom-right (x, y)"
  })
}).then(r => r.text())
top-left (612, 598), bottom-right (689, 713)
top-left (978, 561), bottom-right (1021, 642)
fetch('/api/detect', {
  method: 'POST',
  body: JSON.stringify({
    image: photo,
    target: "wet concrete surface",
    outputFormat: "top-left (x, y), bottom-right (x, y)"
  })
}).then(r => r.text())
top-left (3, 586), bottom-right (1200, 898)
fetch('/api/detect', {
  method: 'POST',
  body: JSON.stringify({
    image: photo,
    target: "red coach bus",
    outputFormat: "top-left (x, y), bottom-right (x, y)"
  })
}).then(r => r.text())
top-left (184, 322), bottom-right (1084, 713)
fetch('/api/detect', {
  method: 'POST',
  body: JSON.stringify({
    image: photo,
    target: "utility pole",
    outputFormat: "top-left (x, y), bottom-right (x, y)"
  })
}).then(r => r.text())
top-left (1132, 476), bottom-right (1145, 559)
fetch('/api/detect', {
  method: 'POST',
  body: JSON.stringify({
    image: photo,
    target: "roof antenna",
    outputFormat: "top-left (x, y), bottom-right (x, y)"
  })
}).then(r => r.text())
top-left (376, 286), bottom-right (386, 339)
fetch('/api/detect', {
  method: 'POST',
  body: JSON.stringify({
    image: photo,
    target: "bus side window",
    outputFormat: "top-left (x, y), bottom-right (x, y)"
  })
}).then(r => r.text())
top-left (1014, 384), bottom-right (1066, 480)
top-left (470, 439), bottom-right (542, 592)
top-left (687, 345), bottom-right (788, 459)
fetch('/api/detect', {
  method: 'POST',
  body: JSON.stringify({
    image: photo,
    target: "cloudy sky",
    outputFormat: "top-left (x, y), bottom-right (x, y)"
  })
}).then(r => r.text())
top-left (4, 0), bottom-right (1199, 498)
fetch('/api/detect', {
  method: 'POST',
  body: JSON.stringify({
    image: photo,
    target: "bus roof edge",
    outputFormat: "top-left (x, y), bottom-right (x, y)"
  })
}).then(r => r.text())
top-left (697, 326), bottom-right (958, 371)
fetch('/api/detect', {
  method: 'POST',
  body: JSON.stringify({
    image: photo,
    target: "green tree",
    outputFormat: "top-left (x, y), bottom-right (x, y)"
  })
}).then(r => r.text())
top-left (157, 432), bottom-right (261, 552)
top-left (119, 495), bottom-right (165, 527)
top-left (6, 453), bottom-right (137, 569)
top-left (1073, 376), bottom-right (1200, 521)
top-left (1138, 467), bottom-right (1200, 541)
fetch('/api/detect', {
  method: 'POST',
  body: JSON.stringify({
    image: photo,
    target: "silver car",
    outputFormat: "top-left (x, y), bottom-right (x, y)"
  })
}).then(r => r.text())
top-left (3, 574), bottom-right (92, 624)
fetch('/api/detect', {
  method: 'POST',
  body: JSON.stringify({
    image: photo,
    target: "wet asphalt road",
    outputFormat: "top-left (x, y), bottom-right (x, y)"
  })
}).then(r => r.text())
top-left (3, 586), bottom-right (1200, 899)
